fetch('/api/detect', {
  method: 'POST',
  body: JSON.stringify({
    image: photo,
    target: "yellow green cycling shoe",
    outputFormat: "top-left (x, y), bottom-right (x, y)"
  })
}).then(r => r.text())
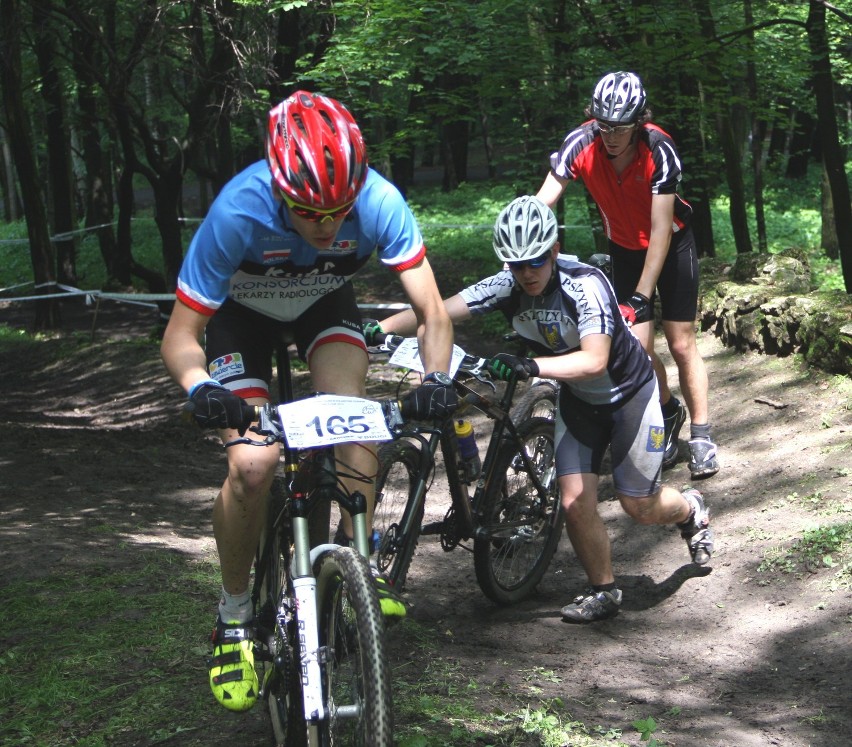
top-left (371, 567), bottom-right (407, 622)
top-left (208, 617), bottom-right (258, 712)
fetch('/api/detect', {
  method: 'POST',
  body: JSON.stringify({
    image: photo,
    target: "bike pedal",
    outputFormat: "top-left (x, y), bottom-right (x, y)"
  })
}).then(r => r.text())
top-left (420, 521), bottom-right (445, 536)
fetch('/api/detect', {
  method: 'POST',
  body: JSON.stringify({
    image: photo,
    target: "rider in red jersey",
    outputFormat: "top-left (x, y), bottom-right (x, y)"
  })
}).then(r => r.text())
top-left (537, 71), bottom-right (719, 481)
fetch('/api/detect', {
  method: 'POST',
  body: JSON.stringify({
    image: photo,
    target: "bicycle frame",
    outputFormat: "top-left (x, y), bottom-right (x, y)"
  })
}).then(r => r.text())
top-left (390, 369), bottom-right (553, 549)
top-left (241, 340), bottom-right (377, 731)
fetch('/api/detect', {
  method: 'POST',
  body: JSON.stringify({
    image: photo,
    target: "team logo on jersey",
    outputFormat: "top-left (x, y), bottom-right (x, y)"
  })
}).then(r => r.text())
top-left (538, 321), bottom-right (561, 349)
top-left (647, 426), bottom-right (665, 452)
top-left (320, 239), bottom-right (358, 254)
top-left (209, 353), bottom-right (245, 380)
top-left (263, 249), bottom-right (291, 263)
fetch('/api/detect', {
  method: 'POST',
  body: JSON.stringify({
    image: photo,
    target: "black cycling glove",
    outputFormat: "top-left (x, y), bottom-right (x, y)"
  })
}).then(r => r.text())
top-left (487, 353), bottom-right (540, 382)
top-left (362, 318), bottom-right (385, 346)
top-left (618, 292), bottom-right (652, 326)
top-left (186, 380), bottom-right (254, 435)
top-left (399, 382), bottom-right (459, 420)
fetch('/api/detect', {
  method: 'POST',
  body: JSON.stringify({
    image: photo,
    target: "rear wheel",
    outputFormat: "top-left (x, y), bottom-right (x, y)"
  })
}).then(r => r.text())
top-left (473, 418), bottom-right (563, 605)
top-left (314, 547), bottom-right (394, 746)
top-left (512, 380), bottom-right (558, 424)
top-left (373, 440), bottom-right (423, 591)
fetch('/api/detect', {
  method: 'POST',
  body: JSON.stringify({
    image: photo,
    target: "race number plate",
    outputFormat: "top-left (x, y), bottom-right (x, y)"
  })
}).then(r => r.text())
top-left (276, 395), bottom-right (392, 449)
top-left (388, 337), bottom-right (466, 378)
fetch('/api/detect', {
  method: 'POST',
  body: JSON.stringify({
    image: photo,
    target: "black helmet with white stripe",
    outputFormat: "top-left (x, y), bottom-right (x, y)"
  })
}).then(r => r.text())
top-left (590, 72), bottom-right (646, 124)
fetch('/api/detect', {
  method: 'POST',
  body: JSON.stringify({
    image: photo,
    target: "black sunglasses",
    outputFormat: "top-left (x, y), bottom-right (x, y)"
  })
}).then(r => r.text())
top-left (508, 251), bottom-right (551, 271)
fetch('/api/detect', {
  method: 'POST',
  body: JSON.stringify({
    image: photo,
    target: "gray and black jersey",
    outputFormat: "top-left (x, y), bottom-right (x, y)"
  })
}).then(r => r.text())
top-left (458, 256), bottom-right (654, 406)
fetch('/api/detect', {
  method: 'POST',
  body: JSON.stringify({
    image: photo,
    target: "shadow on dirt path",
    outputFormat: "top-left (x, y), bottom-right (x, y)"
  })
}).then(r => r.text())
top-left (1, 295), bottom-right (850, 746)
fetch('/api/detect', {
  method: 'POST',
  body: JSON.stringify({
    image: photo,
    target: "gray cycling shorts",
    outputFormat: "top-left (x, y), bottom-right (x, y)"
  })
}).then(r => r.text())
top-left (554, 376), bottom-right (664, 498)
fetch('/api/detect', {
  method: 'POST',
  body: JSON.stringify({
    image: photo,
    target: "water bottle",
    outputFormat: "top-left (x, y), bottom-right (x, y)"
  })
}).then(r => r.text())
top-left (454, 419), bottom-right (481, 483)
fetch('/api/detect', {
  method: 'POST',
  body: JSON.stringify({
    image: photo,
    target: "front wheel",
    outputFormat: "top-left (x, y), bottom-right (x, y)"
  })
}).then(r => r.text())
top-left (373, 439), bottom-right (424, 591)
top-left (314, 547), bottom-right (394, 746)
top-left (256, 487), bottom-right (305, 747)
top-left (473, 418), bottom-right (563, 605)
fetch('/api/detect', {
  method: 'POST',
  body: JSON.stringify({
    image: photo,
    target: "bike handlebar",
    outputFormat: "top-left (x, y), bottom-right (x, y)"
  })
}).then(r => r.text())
top-left (369, 332), bottom-right (493, 381)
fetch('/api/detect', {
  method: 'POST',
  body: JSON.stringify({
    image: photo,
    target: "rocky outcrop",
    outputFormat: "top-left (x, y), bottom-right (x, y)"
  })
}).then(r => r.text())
top-left (698, 251), bottom-right (852, 375)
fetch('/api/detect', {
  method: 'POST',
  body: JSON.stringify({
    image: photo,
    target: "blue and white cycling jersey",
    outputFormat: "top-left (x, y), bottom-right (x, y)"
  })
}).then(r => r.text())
top-left (458, 256), bottom-right (653, 406)
top-left (176, 162), bottom-right (425, 321)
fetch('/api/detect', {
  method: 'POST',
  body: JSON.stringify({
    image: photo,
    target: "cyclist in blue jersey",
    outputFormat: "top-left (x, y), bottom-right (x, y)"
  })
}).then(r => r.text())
top-left (537, 71), bottom-right (719, 480)
top-left (372, 196), bottom-right (714, 623)
top-left (161, 91), bottom-right (455, 711)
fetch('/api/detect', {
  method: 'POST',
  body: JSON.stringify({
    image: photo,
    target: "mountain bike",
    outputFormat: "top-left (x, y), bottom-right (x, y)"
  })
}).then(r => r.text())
top-left (221, 338), bottom-right (396, 747)
top-left (369, 335), bottom-right (563, 605)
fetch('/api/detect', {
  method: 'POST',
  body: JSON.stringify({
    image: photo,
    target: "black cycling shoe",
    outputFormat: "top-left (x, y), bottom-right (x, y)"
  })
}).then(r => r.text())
top-left (560, 588), bottom-right (622, 623)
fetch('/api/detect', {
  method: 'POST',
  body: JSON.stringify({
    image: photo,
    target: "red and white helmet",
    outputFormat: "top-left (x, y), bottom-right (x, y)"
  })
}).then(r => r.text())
top-left (266, 91), bottom-right (368, 210)
top-left (590, 72), bottom-right (646, 124)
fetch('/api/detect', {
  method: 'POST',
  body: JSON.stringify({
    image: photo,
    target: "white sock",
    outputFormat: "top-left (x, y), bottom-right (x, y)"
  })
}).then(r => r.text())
top-left (218, 587), bottom-right (252, 624)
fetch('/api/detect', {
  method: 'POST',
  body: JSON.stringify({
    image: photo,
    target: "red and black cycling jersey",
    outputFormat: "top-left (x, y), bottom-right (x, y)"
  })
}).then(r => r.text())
top-left (549, 121), bottom-right (693, 251)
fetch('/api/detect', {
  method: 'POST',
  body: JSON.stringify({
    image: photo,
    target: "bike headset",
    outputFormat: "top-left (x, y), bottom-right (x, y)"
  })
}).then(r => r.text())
top-left (589, 71), bottom-right (646, 124)
top-left (492, 195), bottom-right (559, 264)
top-left (266, 90), bottom-right (368, 211)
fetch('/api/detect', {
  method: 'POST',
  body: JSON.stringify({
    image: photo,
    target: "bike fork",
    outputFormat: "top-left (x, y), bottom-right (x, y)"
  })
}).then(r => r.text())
top-left (290, 514), bottom-right (327, 724)
top-left (291, 575), bottom-right (326, 722)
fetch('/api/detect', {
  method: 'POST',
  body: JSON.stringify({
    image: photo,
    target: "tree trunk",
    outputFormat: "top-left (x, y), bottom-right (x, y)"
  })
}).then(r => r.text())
top-left (0, 0), bottom-right (60, 328)
top-left (71, 22), bottom-right (118, 284)
top-left (744, 0), bottom-right (767, 252)
top-left (0, 123), bottom-right (22, 221)
top-left (154, 160), bottom-right (186, 292)
top-left (807, 0), bottom-right (852, 290)
top-left (33, 0), bottom-right (78, 286)
top-left (669, 74), bottom-right (716, 258)
top-left (785, 109), bottom-right (816, 179)
top-left (689, 0), bottom-right (752, 255)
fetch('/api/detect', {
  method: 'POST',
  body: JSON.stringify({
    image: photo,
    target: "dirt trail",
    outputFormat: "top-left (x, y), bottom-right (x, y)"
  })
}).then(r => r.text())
top-left (1, 298), bottom-right (850, 746)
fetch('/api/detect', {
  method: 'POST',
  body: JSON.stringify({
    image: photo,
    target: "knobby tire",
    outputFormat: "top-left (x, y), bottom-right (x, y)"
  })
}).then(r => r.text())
top-left (314, 547), bottom-right (394, 746)
top-left (512, 380), bottom-right (558, 424)
top-left (373, 439), bottom-right (424, 591)
top-left (473, 417), bottom-right (563, 605)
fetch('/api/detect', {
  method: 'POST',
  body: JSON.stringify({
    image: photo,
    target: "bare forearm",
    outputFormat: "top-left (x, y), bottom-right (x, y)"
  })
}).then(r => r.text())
top-left (534, 351), bottom-right (607, 382)
top-left (380, 308), bottom-right (418, 336)
top-left (417, 312), bottom-right (453, 374)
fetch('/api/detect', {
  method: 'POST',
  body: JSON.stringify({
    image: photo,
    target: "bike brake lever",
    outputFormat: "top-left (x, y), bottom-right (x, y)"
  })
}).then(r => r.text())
top-left (255, 403), bottom-right (284, 441)
top-left (383, 399), bottom-right (405, 431)
top-left (464, 358), bottom-right (497, 392)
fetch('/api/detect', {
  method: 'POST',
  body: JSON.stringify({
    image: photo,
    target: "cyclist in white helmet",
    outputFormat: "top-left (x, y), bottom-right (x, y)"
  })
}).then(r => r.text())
top-left (537, 71), bottom-right (719, 481)
top-left (369, 195), bottom-right (714, 623)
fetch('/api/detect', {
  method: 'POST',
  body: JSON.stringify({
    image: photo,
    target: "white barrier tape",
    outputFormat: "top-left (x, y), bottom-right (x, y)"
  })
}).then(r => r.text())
top-left (0, 281), bottom-right (34, 294)
top-left (0, 216), bottom-right (204, 246)
top-left (420, 223), bottom-right (587, 230)
top-left (0, 219), bottom-right (586, 247)
top-left (1, 285), bottom-right (409, 313)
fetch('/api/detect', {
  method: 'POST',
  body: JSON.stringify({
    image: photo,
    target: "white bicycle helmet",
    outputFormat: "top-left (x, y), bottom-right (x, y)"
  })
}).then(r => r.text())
top-left (590, 71), bottom-right (646, 124)
top-left (492, 196), bottom-right (558, 263)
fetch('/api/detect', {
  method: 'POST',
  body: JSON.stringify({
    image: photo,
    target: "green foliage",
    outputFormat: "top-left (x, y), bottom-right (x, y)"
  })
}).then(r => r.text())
top-left (632, 716), bottom-right (661, 745)
top-left (758, 520), bottom-right (852, 589)
top-left (1, 552), bottom-right (220, 746)
top-left (392, 620), bottom-right (628, 746)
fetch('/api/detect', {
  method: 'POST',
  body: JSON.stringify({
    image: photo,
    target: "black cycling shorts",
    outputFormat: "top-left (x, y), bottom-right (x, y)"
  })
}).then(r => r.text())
top-left (609, 226), bottom-right (699, 322)
top-left (203, 282), bottom-right (365, 399)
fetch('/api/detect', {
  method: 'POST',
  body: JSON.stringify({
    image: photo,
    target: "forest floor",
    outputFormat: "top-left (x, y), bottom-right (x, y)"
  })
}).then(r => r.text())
top-left (1, 263), bottom-right (851, 746)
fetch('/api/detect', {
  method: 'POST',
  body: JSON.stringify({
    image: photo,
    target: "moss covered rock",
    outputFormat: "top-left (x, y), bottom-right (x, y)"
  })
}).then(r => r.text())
top-left (699, 255), bottom-right (851, 375)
